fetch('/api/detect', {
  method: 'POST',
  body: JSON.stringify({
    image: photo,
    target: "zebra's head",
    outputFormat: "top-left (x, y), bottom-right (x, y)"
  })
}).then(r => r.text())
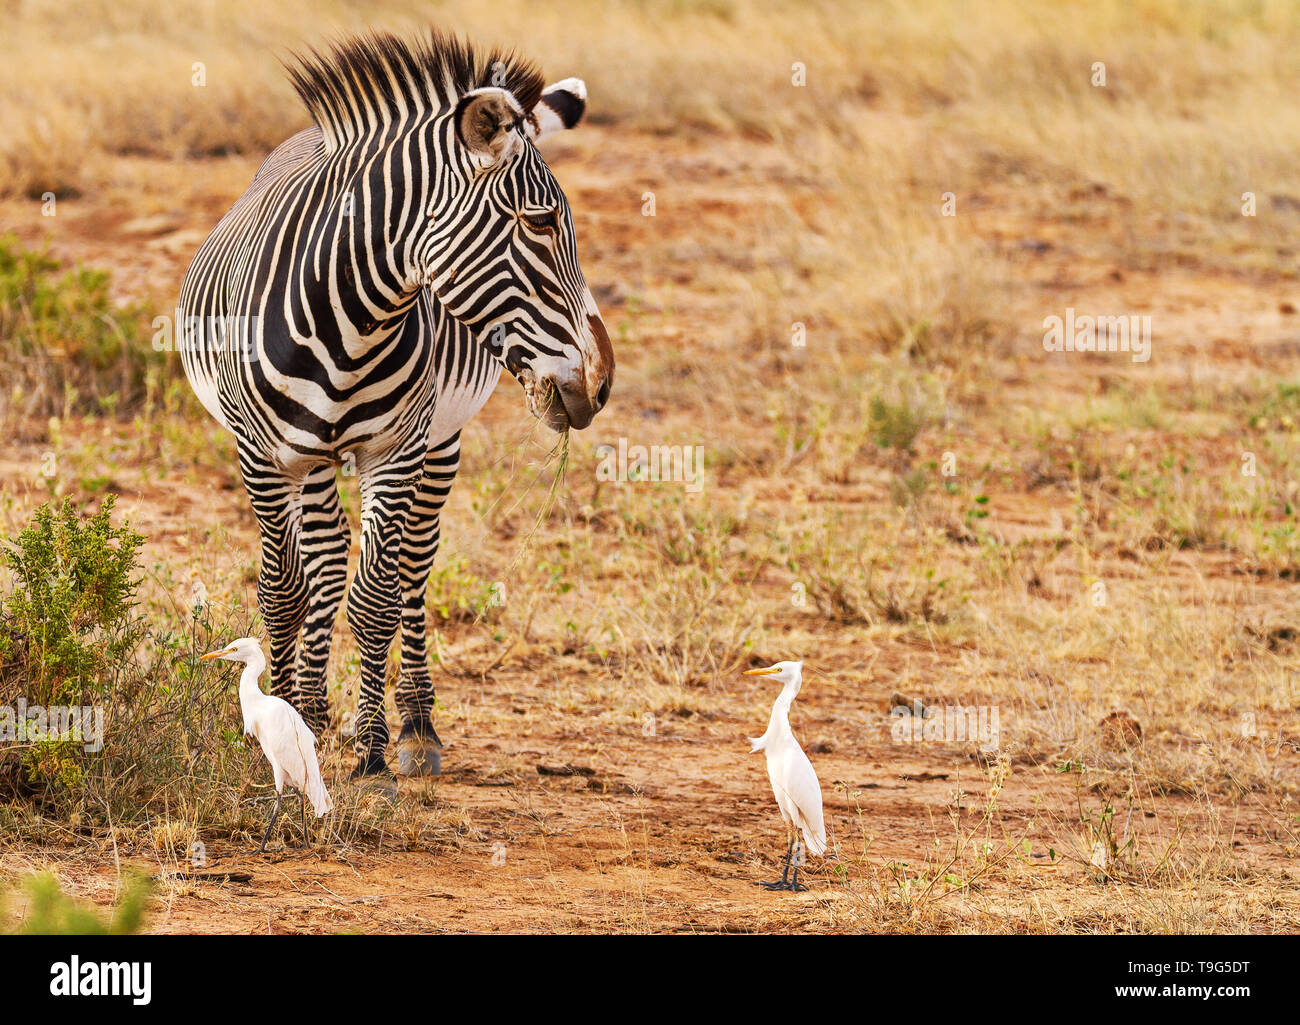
top-left (286, 32), bottom-right (615, 431)
top-left (425, 80), bottom-right (615, 432)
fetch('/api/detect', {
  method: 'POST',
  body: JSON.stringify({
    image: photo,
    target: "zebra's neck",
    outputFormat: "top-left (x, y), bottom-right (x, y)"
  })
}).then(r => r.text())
top-left (288, 117), bottom-right (458, 357)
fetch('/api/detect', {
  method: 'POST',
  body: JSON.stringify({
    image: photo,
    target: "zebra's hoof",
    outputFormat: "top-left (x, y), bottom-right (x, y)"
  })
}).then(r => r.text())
top-left (396, 717), bottom-right (443, 776)
top-left (397, 736), bottom-right (443, 776)
top-left (350, 751), bottom-right (393, 780)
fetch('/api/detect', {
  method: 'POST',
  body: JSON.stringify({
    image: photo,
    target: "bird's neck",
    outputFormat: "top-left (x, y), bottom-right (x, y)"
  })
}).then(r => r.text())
top-left (238, 654), bottom-right (268, 705)
top-left (763, 693), bottom-right (796, 745)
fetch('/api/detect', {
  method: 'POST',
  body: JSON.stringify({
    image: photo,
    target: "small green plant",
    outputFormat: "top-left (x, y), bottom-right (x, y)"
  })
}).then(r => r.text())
top-left (1061, 761), bottom-right (1138, 883)
top-left (965, 493), bottom-right (991, 527)
top-left (868, 393), bottom-right (924, 451)
top-left (425, 555), bottom-right (503, 625)
top-left (0, 235), bottom-right (167, 419)
top-left (807, 556), bottom-right (951, 626)
top-left (1, 871), bottom-right (149, 934)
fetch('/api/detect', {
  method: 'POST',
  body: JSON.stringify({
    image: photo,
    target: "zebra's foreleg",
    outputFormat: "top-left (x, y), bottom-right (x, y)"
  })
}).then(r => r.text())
top-left (348, 453), bottom-right (425, 778)
top-left (242, 451), bottom-right (308, 700)
top-left (394, 434), bottom-right (462, 776)
top-left (292, 464), bottom-right (351, 736)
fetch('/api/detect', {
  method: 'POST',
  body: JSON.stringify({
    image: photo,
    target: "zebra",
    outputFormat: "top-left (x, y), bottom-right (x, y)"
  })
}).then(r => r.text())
top-left (178, 29), bottom-right (615, 778)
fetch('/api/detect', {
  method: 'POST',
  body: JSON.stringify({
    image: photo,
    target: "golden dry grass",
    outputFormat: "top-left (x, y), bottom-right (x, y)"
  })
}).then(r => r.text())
top-left (2, 0), bottom-right (1300, 933)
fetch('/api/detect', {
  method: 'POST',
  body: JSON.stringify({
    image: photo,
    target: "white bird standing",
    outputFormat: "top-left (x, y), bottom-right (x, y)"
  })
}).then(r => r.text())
top-left (202, 637), bottom-right (333, 851)
top-left (746, 660), bottom-right (826, 891)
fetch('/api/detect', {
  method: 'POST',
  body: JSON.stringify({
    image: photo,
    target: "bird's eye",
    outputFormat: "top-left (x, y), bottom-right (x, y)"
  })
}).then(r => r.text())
top-left (520, 210), bottom-right (559, 233)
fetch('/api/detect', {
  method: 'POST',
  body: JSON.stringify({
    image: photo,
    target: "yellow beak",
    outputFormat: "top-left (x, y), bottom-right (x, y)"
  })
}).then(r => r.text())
top-left (201, 648), bottom-right (234, 661)
top-left (743, 666), bottom-right (779, 676)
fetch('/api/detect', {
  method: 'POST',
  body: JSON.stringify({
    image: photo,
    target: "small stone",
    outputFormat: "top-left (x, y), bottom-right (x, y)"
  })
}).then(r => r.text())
top-left (1099, 710), bottom-right (1142, 750)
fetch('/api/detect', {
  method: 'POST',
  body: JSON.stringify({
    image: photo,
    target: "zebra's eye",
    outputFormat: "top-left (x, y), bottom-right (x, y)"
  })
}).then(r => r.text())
top-left (520, 210), bottom-right (559, 234)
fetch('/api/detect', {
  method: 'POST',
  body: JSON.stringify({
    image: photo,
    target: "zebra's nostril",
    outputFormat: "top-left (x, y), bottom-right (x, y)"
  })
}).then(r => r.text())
top-left (595, 378), bottom-right (611, 411)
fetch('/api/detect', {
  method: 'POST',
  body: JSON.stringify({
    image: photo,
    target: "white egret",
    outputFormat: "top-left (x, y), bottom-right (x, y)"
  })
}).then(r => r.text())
top-left (202, 637), bottom-right (333, 851)
top-left (746, 660), bottom-right (826, 891)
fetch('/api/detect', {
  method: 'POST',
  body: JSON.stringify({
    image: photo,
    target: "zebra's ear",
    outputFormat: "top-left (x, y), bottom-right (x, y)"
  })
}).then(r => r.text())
top-left (530, 78), bottom-right (587, 142)
top-left (455, 87), bottom-right (526, 164)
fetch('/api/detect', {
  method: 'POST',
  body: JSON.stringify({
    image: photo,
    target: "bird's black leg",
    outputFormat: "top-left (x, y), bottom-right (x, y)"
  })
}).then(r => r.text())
top-left (790, 840), bottom-right (808, 892)
top-left (257, 792), bottom-right (283, 853)
top-left (287, 792), bottom-right (308, 849)
top-left (757, 835), bottom-right (795, 889)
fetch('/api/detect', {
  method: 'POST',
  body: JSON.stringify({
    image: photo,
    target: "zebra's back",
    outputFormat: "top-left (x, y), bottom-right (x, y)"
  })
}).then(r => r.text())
top-left (181, 125), bottom-right (497, 456)
top-left (178, 127), bottom-right (440, 470)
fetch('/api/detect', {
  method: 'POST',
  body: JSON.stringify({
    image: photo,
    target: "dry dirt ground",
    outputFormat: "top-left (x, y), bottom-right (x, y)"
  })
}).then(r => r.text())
top-left (3, 123), bottom-right (1300, 933)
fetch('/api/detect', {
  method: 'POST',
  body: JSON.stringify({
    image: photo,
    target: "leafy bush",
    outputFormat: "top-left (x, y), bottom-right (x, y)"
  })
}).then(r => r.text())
top-left (0, 497), bottom-right (144, 795)
top-left (0, 499), bottom-right (390, 852)
top-left (0, 496), bottom-right (144, 704)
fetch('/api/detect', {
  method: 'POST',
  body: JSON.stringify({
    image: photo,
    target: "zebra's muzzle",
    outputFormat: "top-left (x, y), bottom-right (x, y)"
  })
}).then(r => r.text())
top-left (555, 379), bottom-right (597, 430)
top-left (512, 315), bottom-right (613, 431)
top-left (554, 314), bottom-right (614, 430)
top-left (517, 363), bottom-right (608, 431)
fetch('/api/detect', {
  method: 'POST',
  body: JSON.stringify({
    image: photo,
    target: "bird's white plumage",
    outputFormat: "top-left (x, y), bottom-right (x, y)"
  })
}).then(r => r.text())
top-left (748, 661), bottom-right (826, 857)
top-left (205, 637), bottom-right (332, 817)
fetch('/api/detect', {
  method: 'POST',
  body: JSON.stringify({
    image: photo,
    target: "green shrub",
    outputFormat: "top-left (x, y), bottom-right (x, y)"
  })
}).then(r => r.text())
top-left (0, 501), bottom-right (383, 850)
top-left (0, 497), bottom-right (145, 797)
top-left (0, 495), bottom-right (144, 705)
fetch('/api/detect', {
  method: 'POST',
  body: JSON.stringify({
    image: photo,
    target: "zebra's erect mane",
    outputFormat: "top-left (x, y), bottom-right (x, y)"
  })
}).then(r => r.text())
top-left (285, 28), bottom-right (545, 152)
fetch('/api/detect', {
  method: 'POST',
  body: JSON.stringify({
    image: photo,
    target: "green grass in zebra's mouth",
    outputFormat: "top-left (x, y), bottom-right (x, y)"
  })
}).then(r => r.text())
top-left (521, 372), bottom-right (571, 433)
